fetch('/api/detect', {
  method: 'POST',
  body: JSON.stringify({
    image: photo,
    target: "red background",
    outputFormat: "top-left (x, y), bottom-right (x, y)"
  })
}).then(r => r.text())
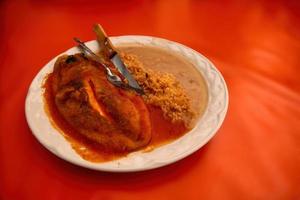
top-left (1, 0), bottom-right (300, 199)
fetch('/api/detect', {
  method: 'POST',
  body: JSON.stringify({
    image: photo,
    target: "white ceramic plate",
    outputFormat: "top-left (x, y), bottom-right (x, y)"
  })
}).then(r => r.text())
top-left (25, 36), bottom-right (228, 172)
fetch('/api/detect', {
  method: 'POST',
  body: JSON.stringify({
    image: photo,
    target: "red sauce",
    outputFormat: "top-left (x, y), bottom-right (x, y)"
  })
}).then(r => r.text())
top-left (43, 73), bottom-right (189, 162)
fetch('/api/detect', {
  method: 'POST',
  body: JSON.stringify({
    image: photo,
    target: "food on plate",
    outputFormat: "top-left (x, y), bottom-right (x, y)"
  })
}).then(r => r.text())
top-left (43, 28), bottom-right (207, 162)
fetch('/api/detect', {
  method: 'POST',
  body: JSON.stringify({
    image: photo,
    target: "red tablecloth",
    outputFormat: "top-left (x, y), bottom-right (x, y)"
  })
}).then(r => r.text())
top-left (1, 0), bottom-right (300, 199)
